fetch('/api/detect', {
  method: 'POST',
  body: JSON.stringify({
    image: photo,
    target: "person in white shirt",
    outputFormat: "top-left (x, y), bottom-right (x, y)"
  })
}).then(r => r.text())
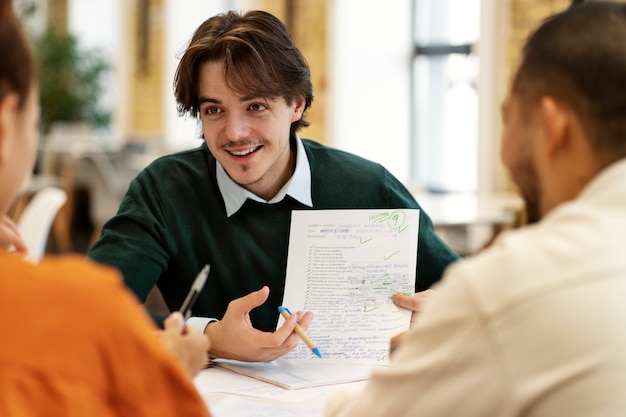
top-left (327, 2), bottom-right (626, 416)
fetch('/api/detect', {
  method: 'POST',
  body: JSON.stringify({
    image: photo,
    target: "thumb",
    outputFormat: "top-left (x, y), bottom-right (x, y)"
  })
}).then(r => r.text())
top-left (164, 311), bottom-right (185, 334)
top-left (230, 286), bottom-right (270, 315)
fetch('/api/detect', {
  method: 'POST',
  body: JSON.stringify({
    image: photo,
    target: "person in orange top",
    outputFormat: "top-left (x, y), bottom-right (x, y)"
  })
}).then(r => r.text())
top-left (0, 1), bottom-right (212, 415)
top-left (0, 257), bottom-right (211, 416)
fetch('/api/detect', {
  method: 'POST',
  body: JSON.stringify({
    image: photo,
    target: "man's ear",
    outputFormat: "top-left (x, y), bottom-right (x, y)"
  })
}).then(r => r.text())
top-left (0, 93), bottom-right (20, 163)
top-left (291, 95), bottom-right (306, 122)
top-left (539, 96), bottom-right (570, 160)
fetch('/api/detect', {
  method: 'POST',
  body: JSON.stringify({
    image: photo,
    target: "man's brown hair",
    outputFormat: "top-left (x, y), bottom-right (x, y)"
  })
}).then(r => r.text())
top-left (174, 10), bottom-right (313, 138)
top-left (513, 2), bottom-right (626, 165)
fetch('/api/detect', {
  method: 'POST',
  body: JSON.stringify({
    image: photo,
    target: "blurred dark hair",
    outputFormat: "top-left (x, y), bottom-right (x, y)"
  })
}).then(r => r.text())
top-left (0, 0), bottom-right (37, 109)
top-left (174, 10), bottom-right (313, 137)
top-left (513, 2), bottom-right (626, 165)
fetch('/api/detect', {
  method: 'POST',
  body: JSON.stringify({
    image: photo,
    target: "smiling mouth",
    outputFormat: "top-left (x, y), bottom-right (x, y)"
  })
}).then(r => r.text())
top-left (227, 145), bottom-right (262, 156)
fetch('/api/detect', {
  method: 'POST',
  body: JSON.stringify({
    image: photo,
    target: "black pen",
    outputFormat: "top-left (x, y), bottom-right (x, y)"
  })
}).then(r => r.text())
top-left (180, 264), bottom-right (210, 320)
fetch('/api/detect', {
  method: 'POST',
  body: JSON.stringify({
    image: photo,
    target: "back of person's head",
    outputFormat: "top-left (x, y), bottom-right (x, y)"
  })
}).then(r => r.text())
top-left (0, 0), bottom-right (36, 108)
top-left (174, 9), bottom-right (313, 137)
top-left (513, 2), bottom-right (626, 166)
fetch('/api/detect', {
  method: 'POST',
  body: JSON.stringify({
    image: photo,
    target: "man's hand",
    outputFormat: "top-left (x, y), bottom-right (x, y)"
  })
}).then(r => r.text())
top-left (389, 331), bottom-right (409, 356)
top-left (160, 312), bottom-right (210, 378)
top-left (0, 215), bottom-right (27, 254)
top-left (388, 290), bottom-right (435, 357)
top-left (391, 289), bottom-right (435, 326)
top-left (205, 286), bottom-right (313, 362)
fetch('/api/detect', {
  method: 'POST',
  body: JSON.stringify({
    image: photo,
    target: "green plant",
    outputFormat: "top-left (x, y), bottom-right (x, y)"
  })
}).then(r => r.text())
top-left (35, 27), bottom-right (111, 134)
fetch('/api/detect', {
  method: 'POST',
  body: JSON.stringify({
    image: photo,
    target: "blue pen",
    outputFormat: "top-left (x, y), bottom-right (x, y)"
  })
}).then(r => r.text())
top-left (278, 306), bottom-right (322, 358)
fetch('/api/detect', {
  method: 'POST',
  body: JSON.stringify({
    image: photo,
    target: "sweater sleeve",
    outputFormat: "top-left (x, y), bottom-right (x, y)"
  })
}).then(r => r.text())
top-left (87, 169), bottom-right (172, 305)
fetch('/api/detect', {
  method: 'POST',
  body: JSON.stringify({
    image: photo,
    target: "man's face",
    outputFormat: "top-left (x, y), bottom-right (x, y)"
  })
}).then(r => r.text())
top-left (197, 60), bottom-right (304, 200)
top-left (500, 89), bottom-right (542, 224)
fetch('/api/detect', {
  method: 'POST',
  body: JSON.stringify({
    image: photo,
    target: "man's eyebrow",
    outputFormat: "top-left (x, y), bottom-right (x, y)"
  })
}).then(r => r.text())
top-left (198, 96), bottom-right (220, 105)
top-left (198, 95), bottom-right (264, 104)
top-left (240, 95), bottom-right (265, 102)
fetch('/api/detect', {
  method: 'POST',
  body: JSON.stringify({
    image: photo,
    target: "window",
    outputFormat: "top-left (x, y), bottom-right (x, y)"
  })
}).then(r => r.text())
top-left (411, 0), bottom-right (481, 192)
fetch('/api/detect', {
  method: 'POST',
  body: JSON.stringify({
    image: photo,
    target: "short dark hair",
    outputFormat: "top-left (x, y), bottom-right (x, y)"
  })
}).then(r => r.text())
top-left (174, 10), bottom-right (313, 137)
top-left (0, 0), bottom-right (37, 109)
top-left (513, 2), bottom-right (626, 165)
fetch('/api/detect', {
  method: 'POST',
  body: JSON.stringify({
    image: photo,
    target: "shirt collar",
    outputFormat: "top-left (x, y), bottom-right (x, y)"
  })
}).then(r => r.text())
top-left (217, 135), bottom-right (313, 217)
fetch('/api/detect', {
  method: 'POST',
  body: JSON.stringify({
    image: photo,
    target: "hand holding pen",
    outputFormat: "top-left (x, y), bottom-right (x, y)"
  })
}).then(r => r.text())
top-left (158, 265), bottom-right (211, 377)
top-left (279, 306), bottom-right (322, 358)
top-left (160, 312), bottom-right (210, 377)
top-left (204, 286), bottom-right (315, 362)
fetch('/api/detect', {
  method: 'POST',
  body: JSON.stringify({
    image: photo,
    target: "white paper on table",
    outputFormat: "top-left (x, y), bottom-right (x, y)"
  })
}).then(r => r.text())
top-left (207, 379), bottom-right (369, 417)
top-left (212, 359), bottom-right (383, 390)
top-left (210, 396), bottom-right (322, 417)
top-left (280, 209), bottom-right (420, 364)
top-left (194, 366), bottom-right (369, 400)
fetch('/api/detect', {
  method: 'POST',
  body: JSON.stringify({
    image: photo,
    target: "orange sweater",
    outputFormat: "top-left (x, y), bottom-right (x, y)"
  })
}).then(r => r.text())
top-left (0, 252), bottom-right (210, 417)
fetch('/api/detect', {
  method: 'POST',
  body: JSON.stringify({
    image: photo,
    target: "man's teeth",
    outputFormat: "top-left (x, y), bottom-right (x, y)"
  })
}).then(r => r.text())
top-left (229, 146), bottom-right (259, 156)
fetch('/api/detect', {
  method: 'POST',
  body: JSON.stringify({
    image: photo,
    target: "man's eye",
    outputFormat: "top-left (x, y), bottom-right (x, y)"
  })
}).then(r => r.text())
top-left (249, 103), bottom-right (267, 112)
top-left (205, 106), bottom-right (220, 115)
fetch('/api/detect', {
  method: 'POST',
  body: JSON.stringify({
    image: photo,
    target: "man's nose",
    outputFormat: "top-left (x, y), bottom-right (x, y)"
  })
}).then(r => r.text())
top-left (224, 113), bottom-right (251, 141)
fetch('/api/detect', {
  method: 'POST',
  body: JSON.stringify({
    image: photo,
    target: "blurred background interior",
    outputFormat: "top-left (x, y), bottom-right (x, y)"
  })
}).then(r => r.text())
top-left (10, 0), bottom-right (588, 258)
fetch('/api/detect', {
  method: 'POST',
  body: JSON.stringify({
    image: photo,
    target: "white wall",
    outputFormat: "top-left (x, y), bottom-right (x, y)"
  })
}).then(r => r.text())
top-left (163, 0), bottom-right (240, 149)
top-left (477, 0), bottom-right (509, 194)
top-left (68, 0), bottom-right (119, 59)
top-left (68, 0), bottom-right (120, 143)
top-left (329, 0), bottom-right (413, 183)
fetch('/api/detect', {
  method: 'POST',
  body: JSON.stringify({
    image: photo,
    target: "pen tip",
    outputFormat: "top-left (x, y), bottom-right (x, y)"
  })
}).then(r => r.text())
top-left (313, 347), bottom-right (322, 358)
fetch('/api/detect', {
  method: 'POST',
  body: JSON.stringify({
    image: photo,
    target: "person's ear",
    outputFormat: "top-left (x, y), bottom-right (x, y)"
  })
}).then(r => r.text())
top-left (0, 93), bottom-right (20, 162)
top-left (290, 95), bottom-right (306, 122)
top-left (539, 96), bottom-right (570, 160)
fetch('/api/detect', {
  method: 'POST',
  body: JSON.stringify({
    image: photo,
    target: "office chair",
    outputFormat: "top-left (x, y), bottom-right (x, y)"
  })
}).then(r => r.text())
top-left (16, 186), bottom-right (68, 263)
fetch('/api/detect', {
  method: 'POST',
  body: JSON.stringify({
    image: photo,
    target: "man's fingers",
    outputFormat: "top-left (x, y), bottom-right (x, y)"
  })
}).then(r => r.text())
top-left (392, 293), bottom-right (420, 311)
top-left (272, 311), bottom-right (314, 350)
top-left (228, 286), bottom-right (270, 315)
top-left (8, 235), bottom-right (28, 253)
top-left (392, 289), bottom-right (435, 312)
top-left (1, 216), bottom-right (20, 234)
top-left (0, 217), bottom-right (28, 253)
top-left (295, 311), bottom-right (313, 330)
top-left (273, 310), bottom-right (300, 340)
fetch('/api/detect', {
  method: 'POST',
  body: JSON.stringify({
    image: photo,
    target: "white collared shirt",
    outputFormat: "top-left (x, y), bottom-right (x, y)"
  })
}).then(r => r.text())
top-left (216, 135), bottom-right (313, 217)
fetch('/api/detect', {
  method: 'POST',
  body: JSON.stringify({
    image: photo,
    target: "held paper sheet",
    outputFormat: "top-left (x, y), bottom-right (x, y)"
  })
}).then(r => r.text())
top-left (281, 208), bottom-right (420, 363)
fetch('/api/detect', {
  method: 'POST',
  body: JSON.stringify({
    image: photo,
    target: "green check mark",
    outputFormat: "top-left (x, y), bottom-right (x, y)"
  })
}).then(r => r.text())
top-left (383, 250), bottom-right (400, 260)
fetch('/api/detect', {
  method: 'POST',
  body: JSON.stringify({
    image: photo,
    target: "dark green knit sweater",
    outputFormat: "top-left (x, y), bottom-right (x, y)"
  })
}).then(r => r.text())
top-left (88, 139), bottom-right (459, 330)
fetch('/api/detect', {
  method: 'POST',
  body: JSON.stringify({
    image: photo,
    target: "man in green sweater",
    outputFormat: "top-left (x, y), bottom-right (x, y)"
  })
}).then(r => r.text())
top-left (88, 9), bottom-right (459, 362)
